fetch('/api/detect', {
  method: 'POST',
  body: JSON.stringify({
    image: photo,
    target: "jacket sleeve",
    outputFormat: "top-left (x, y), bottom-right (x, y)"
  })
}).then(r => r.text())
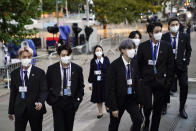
top-left (166, 44), bottom-right (174, 87)
top-left (88, 59), bottom-right (94, 83)
top-left (38, 70), bottom-right (48, 105)
top-left (74, 67), bottom-right (85, 110)
top-left (105, 64), bottom-right (118, 111)
top-left (185, 35), bottom-right (192, 65)
top-left (136, 44), bottom-right (143, 79)
top-left (8, 72), bottom-right (17, 114)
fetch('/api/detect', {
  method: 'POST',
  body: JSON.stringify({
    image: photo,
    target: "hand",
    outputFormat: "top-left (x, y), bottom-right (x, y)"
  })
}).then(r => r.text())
top-left (35, 102), bottom-right (42, 111)
top-left (8, 114), bottom-right (14, 121)
top-left (112, 110), bottom-right (119, 118)
top-left (89, 87), bottom-right (92, 91)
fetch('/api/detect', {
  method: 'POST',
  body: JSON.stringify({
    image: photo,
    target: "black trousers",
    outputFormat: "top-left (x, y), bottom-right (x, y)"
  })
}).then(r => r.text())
top-left (109, 96), bottom-right (143, 131)
top-left (15, 109), bottom-right (43, 131)
top-left (170, 75), bottom-right (178, 92)
top-left (52, 97), bottom-right (76, 131)
top-left (143, 80), bottom-right (165, 131)
top-left (175, 68), bottom-right (189, 111)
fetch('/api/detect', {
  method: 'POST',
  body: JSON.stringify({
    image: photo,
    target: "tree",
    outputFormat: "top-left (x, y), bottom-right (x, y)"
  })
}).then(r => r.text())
top-left (93, 0), bottom-right (166, 28)
top-left (43, 0), bottom-right (85, 14)
top-left (0, 0), bottom-right (41, 45)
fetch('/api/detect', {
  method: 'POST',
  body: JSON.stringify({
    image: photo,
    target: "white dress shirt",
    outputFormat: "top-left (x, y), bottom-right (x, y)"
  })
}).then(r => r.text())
top-left (21, 65), bottom-right (32, 86)
top-left (60, 63), bottom-right (72, 95)
top-left (152, 41), bottom-right (160, 65)
top-left (171, 32), bottom-right (179, 59)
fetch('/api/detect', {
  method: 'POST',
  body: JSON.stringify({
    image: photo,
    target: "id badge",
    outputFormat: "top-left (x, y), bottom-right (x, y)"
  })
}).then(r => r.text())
top-left (19, 86), bottom-right (27, 92)
top-left (173, 49), bottom-right (176, 54)
top-left (64, 88), bottom-right (71, 96)
top-left (148, 60), bottom-right (154, 65)
top-left (127, 79), bottom-right (132, 85)
top-left (94, 70), bottom-right (101, 75)
top-left (21, 92), bottom-right (25, 99)
top-left (67, 81), bottom-right (71, 87)
top-left (97, 75), bottom-right (101, 81)
top-left (128, 87), bottom-right (132, 95)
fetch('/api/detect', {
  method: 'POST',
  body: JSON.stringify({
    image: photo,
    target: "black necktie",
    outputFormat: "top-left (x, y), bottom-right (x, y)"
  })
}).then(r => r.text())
top-left (23, 71), bottom-right (28, 85)
top-left (154, 45), bottom-right (157, 60)
top-left (173, 37), bottom-right (176, 49)
top-left (63, 68), bottom-right (67, 88)
top-left (127, 64), bottom-right (131, 79)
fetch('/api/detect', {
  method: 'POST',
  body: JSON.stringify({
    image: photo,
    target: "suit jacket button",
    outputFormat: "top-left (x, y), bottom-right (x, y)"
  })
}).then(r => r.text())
top-left (77, 98), bottom-right (80, 101)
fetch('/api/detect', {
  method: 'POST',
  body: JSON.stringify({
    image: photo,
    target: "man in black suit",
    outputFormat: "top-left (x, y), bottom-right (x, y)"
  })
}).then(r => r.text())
top-left (8, 46), bottom-right (47, 131)
top-left (106, 39), bottom-right (143, 131)
top-left (46, 45), bottom-right (84, 131)
top-left (161, 17), bottom-right (192, 118)
top-left (137, 22), bottom-right (174, 131)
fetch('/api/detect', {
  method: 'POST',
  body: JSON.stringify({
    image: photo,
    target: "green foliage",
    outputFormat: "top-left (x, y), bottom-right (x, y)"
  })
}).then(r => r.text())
top-left (0, 0), bottom-right (41, 45)
top-left (93, 0), bottom-right (168, 26)
top-left (43, 0), bottom-right (85, 13)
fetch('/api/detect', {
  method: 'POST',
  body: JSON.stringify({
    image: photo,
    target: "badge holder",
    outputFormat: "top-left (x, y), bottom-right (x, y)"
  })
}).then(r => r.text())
top-left (64, 87), bottom-right (71, 96)
top-left (128, 86), bottom-right (133, 95)
top-left (97, 75), bottom-right (101, 81)
top-left (19, 86), bottom-right (27, 99)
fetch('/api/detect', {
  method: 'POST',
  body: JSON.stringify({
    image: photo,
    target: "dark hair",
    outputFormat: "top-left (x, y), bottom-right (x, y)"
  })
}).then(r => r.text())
top-left (119, 39), bottom-right (136, 53)
top-left (168, 17), bottom-right (180, 25)
top-left (147, 22), bottom-right (163, 34)
top-left (128, 31), bottom-right (142, 39)
top-left (93, 45), bottom-right (104, 59)
top-left (57, 44), bottom-right (72, 55)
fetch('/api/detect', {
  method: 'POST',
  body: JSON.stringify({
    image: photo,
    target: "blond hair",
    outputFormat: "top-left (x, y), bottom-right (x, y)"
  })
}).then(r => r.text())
top-left (18, 47), bottom-right (33, 56)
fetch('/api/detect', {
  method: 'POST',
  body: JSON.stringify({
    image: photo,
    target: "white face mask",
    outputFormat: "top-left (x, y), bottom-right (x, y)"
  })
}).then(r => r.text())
top-left (21, 59), bottom-right (32, 67)
top-left (131, 39), bottom-right (141, 47)
top-left (170, 25), bottom-right (179, 33)
top-left (61, 56), bottom-right (71, 64)
top-left (95, 51), bottom-right (103, 57)
top-left (153, 32), bottom-right (162, 41)
top-left (126, 49), bottom-right (136, 58)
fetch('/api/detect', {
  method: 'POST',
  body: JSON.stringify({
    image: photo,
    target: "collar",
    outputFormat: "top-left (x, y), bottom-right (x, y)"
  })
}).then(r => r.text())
top-left (22, 65), bottom-right (32, 73)
top-left (170, 32), bottom-right (179, 38)
top-left (60, 62), bottom-right (71, 69)
top-left (96, 57), bottom-right (104, 64)
top-left (122, 55), bottom-right (130, 66)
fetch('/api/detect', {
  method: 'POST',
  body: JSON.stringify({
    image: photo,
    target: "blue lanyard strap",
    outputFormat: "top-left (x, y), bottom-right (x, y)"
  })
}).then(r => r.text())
top-left (151, 40), bottom-right (159, 64)
top-left (96, 60), bottom-right (101, 70)
top-left (20, 67), bottom-right (27, 86)
top-left (63, 66), bottom-right (71, 86)
top-left (170, 34), bottom-right (177, 49)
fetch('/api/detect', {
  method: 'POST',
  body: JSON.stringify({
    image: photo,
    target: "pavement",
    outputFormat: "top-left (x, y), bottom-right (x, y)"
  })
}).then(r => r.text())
top-left (0, 32), bottom-right (196, 131)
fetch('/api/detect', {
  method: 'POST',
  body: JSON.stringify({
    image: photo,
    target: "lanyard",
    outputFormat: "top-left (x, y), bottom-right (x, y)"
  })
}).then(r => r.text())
top-left (170, 33), bottom-right (178, 49)
top-left (96, 60), bottom-right (101, 70)
top-left (20, 67), bottom-right (26, 87)
top-left (63, 66), bottom-right (71, 86)
top-left (125, 64), bottom-right (132, 79)
top-left (151, 40), bottom-right (159, 65)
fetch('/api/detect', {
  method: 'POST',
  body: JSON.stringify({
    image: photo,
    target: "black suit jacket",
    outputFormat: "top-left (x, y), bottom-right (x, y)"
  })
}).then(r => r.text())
top-left (105, 56), bottom-right (138, 111)
top-left (162, 32), bottom-right (192, 71)
top-left (46, 62), bottom-right (84, 111)
top-left (8, 66), bottom-right (47, 116)
top-left (137, 40), bottom-right (174, 87)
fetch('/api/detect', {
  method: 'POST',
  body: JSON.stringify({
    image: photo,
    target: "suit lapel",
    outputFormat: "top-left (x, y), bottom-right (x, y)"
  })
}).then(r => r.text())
top-left (119, 57), bottom-right (127, 83)
top-left (156, 41), bottom-right (164, 65)
top-left (56, 62), bottom-right (62, 88)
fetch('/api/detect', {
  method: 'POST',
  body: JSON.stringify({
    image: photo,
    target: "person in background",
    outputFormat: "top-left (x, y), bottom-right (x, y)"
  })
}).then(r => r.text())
top-left (8, 46), bottom-right (47, 131)
top-left (46, 45), bottom-right (84, 131)
top-left (88, 45), bottom-right (110, 119)
top-left (106, 39), bottom-right (143, 131)
top-left (161, 17), bottom-right (192, 118)
top-left (128, 31), bottom-right (142, 53)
